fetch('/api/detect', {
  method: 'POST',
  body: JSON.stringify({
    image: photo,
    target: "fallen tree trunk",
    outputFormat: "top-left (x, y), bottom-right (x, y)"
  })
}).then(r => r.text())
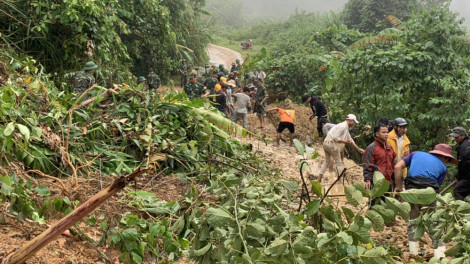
top-left (76, 86), bottom-right (120, 110)
top-left (1, 168), bottom-right (148, 264)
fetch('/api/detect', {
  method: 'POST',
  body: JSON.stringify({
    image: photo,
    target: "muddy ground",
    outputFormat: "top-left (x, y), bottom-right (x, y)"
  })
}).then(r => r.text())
top-left (0, 45), bottom-right (439, 263)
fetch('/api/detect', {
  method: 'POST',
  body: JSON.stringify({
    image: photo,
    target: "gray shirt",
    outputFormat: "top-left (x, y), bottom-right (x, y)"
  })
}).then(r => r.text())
top-left (226, 88), bottom-right (233, 105)
top-left (234, 93), bottom-right (250, 114)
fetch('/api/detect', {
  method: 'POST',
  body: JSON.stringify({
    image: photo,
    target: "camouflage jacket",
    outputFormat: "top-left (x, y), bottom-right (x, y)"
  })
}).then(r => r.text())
top-left (256, 85), bottom-right (268, 104)
top-left (147, 73), bottom-right (160, 89)
top-left (203, 77), bottom-right (218, 91)
top-left (65, 71), bottom-right (95, 93)
top-left (184, 82), bottom-right (205, 99)
top-left (179, 64), bottom-right (188, 76)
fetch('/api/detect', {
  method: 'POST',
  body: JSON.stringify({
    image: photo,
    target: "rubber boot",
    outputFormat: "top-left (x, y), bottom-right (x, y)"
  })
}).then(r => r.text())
top-left (409, 241), bottom-right (419, 255)
top-left (434, 245), bottom-right (446, 259)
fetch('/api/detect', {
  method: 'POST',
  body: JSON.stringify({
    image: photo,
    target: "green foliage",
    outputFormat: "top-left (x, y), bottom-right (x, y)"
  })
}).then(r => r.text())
top-left (343, 0), bottom-right (416, 33)
top-left (0, 0), bottom-right (210, 84)
top-left (413, 193), bottom-right (470, 262)
top-left (324, 7), bottom-right (470, 149)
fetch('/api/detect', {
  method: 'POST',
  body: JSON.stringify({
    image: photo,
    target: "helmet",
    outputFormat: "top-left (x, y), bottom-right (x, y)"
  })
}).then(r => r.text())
top-left (219, 64), bottom-right (224, 68)
top-left (182, 59), bottom-right (186, 62)
top-left (235, 59), bottom-right (240, 63)
top-left (137, 76), bottom-right (146, 83)
top-left (301, 94), bottom-right (310, 103)
top-left (394, 118), bottom-right (407, 126)
top-left (83, 61), bottom-right (98, 71)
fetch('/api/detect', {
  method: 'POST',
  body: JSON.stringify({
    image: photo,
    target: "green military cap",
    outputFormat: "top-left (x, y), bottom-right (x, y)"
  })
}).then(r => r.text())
top-left (189, 73), bottom-right (197, 78)
top-left (236, 59), bottom-right (240, 63)
top-left (83, 61), bottom-right (98, 71)
top-left (137, 76), bottom-right (147, 83)
top-left (219, 64), bottom-right (224, 68)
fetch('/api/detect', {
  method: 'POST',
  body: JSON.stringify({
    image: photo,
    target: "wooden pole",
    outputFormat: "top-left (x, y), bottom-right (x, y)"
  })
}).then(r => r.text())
top-left (2, 169), bottom-right (148, 264)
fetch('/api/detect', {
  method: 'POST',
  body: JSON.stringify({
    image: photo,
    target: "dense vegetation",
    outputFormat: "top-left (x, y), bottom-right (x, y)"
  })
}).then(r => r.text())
top-left (0, 0), bottom-right (210, 84)
top-left (1, 0), bottom-right (470, 263)
top-left (226, 2), bottom-right (470, 150)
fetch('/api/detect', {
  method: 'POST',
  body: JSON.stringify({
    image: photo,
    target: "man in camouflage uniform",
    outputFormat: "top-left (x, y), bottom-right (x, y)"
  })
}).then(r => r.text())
top-left (203, 71), bottom-right (219, 95)
top-left (218, 64), bottom-right (229, 77)
top-left (235, 59), bottom-right (242, 71)
top-left (184, 74), bottom-right (204, 100)
top-left (146, 68), bottom-right (160, 89)
top-left (244, 71), bottom-right (257, 87)
top-left (179, 60), bottom-right (188, 88)
top-left (254, 78), bottom-right (269, 129)
top-left (65, 61), bottom-right (98, 94)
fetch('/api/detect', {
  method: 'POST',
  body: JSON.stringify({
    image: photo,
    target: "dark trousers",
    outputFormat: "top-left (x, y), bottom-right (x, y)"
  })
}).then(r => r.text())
top-left (454, 178), bottom-right (470, 200)
top-left (317, 116), bottom-right (328, 137)
top-left (180, 75), bottom-right (187, 88)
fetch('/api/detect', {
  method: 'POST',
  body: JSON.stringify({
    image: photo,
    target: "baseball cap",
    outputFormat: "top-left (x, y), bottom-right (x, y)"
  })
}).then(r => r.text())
top-left (346, 114), bottom-right (359, 123)
top-left (449, 126), bottom-right (467, 137)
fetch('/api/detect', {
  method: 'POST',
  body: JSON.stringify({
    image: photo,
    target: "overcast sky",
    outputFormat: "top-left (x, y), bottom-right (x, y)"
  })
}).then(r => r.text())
top-left (239, 0), bottom-right (470, 28)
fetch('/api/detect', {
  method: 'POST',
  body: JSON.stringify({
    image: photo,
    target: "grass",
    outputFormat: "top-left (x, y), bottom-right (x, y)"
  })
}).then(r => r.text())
top-left (213, 36), bottom-right (268, 60)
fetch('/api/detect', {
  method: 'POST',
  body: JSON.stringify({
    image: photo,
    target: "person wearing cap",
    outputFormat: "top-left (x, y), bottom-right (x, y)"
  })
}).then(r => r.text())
top-left (363, 122), bottom-right (396, 190)
top-left (302, 94), bottom-right (328, 139)
top-left (230, 62), bottom-right (237, 73)
top-left (387, 118), bottom-right (411, 177)
top-left (232, 87), bottom-right (251, 129)
top-left (394, 144), bottom-right (457, 258)
top-left (318, 114), bottom-right (364, 182)
top-left (235, 59), bottom-right (242, 71)
top-left (214, 83), bottom-right (228, 117)
top-left (202, 71), bottom-right (219, 97)
top-left (179, 60), bottom-right (188, 88)
top-left (146, 68), bottom-right (160, 90)
top-left (253, 78), bottom-right (269, 129)
top-left (65, 61), bottom-right (98, 94)
top-left (449, 126), bottom-right (470, 200)
top-left (137, 76), bottom-right (147, 86)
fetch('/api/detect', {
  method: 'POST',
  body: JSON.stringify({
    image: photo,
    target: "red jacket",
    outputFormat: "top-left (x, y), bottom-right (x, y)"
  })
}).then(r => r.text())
top-left (363, 139), bottom-right (396, 184)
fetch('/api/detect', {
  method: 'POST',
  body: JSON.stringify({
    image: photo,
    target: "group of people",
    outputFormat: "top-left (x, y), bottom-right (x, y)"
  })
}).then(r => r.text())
top-left (300, 92), bottom-right (470, 258)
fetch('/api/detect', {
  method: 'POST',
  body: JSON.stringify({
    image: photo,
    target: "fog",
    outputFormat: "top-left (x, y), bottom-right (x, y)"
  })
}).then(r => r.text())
top-left (239, 0), bottom-right (470, 28)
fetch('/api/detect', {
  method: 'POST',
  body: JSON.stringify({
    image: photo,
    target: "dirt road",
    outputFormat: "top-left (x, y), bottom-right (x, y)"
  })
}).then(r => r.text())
top-left (207, 44), bottom-right (243, 67)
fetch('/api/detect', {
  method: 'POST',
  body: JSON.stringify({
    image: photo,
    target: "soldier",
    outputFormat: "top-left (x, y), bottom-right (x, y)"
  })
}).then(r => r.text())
top-left (202, 71), bottom-right (219, 97)
top-left (218, 64), bottom-right (228, 77)
top-left (254, 78), bottom-right (268, 129)
top-left (184, 74), bottom-right (204, 100)
top-left (235, 59), bottom-right (242, 71)
top-left (65, 61), bottom-right (98, 94)
top-left (146, 68), bottom-right (160, 89)
top-left (179, 59), bottom-right (188, 88)
top-left (137, 76), bottom-right (146, 86)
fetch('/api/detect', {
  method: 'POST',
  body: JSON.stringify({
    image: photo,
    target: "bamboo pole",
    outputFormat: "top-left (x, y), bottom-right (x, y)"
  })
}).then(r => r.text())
top-left (1, 169), bottom-right (148, 264)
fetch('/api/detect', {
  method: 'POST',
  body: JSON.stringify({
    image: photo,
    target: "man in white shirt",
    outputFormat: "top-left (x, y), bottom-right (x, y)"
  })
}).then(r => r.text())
top-left (318, 114), bottom-right (364, 182)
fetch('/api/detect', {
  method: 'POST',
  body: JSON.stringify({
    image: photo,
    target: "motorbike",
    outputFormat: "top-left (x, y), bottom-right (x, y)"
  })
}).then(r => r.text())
top-left (240, 41), bottom-right (253, 50)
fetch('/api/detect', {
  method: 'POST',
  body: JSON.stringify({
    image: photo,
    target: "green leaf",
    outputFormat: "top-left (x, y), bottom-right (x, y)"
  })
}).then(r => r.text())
top-left (3, 122), bottom-right (15, 137)
top-left (365, 210), bottom-right (385, 232)
top-left (131, 251), bottom-right (143, 264)
top-left (122, 228), bottom-right (140, 241)
top-left (16, 124), bottom-right (30, 141)
top-left (33, 184), bottom-right (50, 196)
top-left (342, 207), bottom-right (355, 223)
top-left (206, 208), bottom-right (234, 227)
top-left (306, 200), bottom-right (320, 216)
top-left (311, 181), bottom-right (323, 197)
top-left (384, 197), bottom-right (410, 220)
top-left (336, 231), bottom-right (353, 245)
top-left (280, 181), bottom-right (299, 191)
top-left (361, 247), bottom-right (388, 264)
top-left (293, 139), bottom-right (304, 155)
top-left (400, 187), bottom-right (436, 205)
top-left (345, 185), bottom-right (363, 206)
top-left (265, 238), bottom-right (288, 256)
top-left (193, 242), bottom-right (212, 256)
top-left (371, 171), bottom-right (390, 199)
top-left (371, 205), bottom-right (394, 223)
top-left (170, 216), bottom-right (185, 234)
